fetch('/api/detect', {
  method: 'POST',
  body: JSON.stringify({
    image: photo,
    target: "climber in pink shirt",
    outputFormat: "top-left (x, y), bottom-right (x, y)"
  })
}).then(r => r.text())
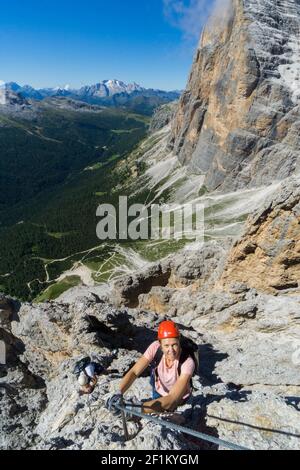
top-left (106, 321), bottom-right (196, 415)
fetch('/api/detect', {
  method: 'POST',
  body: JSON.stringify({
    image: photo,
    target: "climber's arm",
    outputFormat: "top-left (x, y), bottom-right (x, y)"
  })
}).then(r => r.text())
top-left (119, 356), bottom-right (150, 395)
top-left (142, 373), bottom-right (191, 414)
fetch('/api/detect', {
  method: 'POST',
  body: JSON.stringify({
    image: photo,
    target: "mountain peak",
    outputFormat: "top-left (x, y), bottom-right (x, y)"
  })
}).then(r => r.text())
top-left (53, 84), bottom-right (71, 92)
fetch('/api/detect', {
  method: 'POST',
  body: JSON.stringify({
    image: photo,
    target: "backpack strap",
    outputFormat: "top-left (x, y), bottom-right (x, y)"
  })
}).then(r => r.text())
top-left (178, 348), bottom-right (195, 390)
top-left (151, 347), bottom-right (163, 380)
top-left (178, 347), bottom-right (191, 376)
top-left (151, 345), bottom-right (195, 383)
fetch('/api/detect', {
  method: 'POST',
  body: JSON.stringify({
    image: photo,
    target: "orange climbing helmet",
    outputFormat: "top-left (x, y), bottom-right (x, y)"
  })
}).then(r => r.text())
top-left (157, 320), bottom-right (180, 340)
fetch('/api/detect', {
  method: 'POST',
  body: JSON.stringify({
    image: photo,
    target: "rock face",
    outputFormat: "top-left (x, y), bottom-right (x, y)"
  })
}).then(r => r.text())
top-left (0, 295), bottom-right (47, 450)
top-left (218, 175), bottom-right (300, 294)
top-left (207, 392), bottom-right (300, 450)
top-left (112, 240), bottom-right (231, 309)
top-left (149, 101), bottom-right (178, 133)
top-left (2, 275), bottom-right (300, 450)
top-left (0, 294), bottom-right (212, 450)
top-left (170, 0), bottom-right (300, 191)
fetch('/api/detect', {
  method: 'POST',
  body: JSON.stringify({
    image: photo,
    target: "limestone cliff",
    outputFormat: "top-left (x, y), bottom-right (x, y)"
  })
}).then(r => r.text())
top-left (218, 175), bottom-right (300, 293)
top-left (170, 0), bottom-right (300, 191)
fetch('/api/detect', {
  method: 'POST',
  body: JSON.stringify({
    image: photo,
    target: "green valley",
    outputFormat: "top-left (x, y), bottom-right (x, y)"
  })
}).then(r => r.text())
top-left (0, 100), bottom-right (150, 300)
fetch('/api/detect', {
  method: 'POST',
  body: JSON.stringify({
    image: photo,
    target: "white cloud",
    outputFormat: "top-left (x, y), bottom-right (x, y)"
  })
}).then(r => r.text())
top-left (163, 0), bottom-right (233, 42)
top-left (206, 0), bottom-right (234, 32)
top-left (163, 0), bottom-right (211, 41)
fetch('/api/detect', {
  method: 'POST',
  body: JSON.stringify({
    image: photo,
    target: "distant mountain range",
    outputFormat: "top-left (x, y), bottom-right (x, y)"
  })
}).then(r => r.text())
top-left (4, 79), bottom-right (180, 104)
top-left (2, 79), bottom-right (181, 115)
top-left (5, 79), bottom-right (142, 98)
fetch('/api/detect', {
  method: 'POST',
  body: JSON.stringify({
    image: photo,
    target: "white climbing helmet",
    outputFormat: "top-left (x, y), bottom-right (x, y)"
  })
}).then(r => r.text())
top-left (78, 371), bottom-right (89, 386)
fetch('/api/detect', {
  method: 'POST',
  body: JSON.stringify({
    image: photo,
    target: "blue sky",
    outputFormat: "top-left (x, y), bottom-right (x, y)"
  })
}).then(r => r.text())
top-left (0, 0), bottom-right (214, 90)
